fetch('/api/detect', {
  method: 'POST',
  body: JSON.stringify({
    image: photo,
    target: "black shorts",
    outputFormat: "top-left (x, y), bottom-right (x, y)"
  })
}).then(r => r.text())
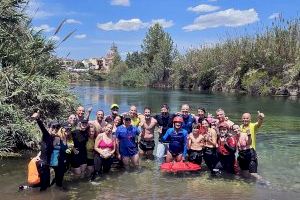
top-left (238, 148), bottom-right (258, 173)
top-left (87, 158), bottom-right (94, 166)
top-left (188, 149), bottom-right (203, 165)
top-left (139, 140), bottom-right (155, 151)
top-left (71, 152), bottom-right (87, 168)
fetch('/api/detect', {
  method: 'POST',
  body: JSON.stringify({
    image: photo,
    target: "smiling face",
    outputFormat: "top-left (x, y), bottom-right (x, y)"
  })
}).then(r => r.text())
top-left (242, 113), bottom-right (251, 126)
top-left (96, 110), bottom-right (104, 121)
top-left (105, 124), bottom-right (113, 135)
top-left (68, 114), bottom-right (76, 125)
top-left (89, 126), bottom-right (96, 138)
top-left (216, 110), bottom-right (225, 122)
top-left (114, 115), bottom-right (121, 125)
top-left (129, 106), bottom-right (137, 117)
top-left (181, 104), bottom-right (189, 117)
top-left (198, 109), bottom-right (205, 117)
top-left (144, 108), bottom-right (151, 119)
top-left (76, 106), bottom-right (85, 118)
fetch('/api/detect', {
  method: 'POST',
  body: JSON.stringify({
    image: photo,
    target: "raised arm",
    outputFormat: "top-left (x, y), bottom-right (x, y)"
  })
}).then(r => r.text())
top-left (257, 111), bottom-right (265, 128)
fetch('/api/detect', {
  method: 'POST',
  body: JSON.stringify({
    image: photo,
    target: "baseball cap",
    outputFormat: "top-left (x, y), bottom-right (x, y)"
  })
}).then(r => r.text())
top-left (110, 104), bottom-right (119, 109)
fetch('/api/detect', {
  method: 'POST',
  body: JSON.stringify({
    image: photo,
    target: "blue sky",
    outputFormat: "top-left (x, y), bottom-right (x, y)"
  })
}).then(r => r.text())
top-left (27, 0), bottom-right (300, 60)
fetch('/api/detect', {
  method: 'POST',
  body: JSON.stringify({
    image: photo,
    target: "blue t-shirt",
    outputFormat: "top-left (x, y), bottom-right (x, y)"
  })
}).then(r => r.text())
top-left (116, 125), bottom-right (140, 157)
top-left (162, 128), bottom-right (188, 158)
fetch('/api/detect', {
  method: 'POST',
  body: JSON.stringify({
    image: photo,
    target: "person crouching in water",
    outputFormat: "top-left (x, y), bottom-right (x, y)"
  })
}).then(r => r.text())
top-left (139, 107), bottom-right (157, 160)
top-left (215, 122), bottom-right (237, 174)
top-left (92, 124), bottom-right (116, 180)
top-left (116, 114), bottom-right (140, 169)
top-left (188, 124), bottom-right (205, 165)
top-left (162, 116), bottom-right (188, 162)
top-left (50, 124), bottom-right (72, 189)
top-left (202, 119), bottom-right (218, 174)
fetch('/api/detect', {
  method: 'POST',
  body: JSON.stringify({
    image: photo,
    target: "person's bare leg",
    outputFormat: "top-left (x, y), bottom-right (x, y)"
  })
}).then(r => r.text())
top-left (131, 154), bottom-right (140, 168)
top-left (165, 151), bottom-right (173, 163)
top-left (122, 157), bottom-right (130, 170)
top-left (176, 154), bottom-right (183, 162)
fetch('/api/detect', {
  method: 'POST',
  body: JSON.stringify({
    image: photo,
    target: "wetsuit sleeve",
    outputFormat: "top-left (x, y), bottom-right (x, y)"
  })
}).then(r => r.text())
top-left (36, 119), bottom-right (50, 142)
top-left (183, 131), bottom-right (188, 159)
top-left (162, 129), bottom-right (171, 142)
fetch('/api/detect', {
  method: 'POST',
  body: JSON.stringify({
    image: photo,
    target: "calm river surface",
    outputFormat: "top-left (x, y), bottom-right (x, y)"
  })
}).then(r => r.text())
top-left (1, 81), bottom-right (300, 200)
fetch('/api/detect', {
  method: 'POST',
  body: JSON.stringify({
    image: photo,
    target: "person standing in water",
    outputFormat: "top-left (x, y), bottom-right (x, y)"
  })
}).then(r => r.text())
top-left (180, 104), bottom-right (196, 134)
top-left (162, 116), bottom-right (188, 163)
top-left (239, 111), bottom-right (265, 179)
top-left (31, 111), bottom-right (60, 191)
top-left (116, 114), bottom-right (140, 169)
top-left (90, 110), bottom-right (107, 136)
top-left (154, 104), bottom-right (175, 159)
top-left (188, 124), bottom-right (205, 165)
top-left (139, 107), bottom-right (157, 160)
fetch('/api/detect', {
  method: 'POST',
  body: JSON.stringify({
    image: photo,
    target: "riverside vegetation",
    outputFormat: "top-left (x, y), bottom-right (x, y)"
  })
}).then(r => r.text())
top-left (0, 0), bottom-right (78, 156)
top-left (108, 18), bottom-right (300, 96)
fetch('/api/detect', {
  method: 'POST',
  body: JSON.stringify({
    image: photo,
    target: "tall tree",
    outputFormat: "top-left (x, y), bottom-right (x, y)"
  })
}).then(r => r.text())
top-left (141, 23), bottom-right (175, 84)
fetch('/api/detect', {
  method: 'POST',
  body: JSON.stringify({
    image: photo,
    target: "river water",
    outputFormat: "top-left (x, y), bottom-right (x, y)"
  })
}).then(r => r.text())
top-left (1, 82), bottom-right (299, 200)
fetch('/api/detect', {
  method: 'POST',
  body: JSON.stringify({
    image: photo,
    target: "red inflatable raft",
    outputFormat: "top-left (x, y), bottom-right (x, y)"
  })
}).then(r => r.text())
top-left (160, 161), bottom-right (201, 172)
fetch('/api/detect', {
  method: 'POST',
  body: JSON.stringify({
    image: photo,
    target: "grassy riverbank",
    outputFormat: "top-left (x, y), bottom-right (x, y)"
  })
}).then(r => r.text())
top-left (0, 0), bottom-right (78, 156)
top-left (109, 18), bottom-right (300, 96)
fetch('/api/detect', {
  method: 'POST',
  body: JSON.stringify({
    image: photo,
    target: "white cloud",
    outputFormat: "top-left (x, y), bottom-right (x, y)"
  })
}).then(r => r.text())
top-left (74, 34), bottom-right (87, 39)
top-left (183, 8), bottom-right (259, 31)
top-left (269, 13), bottom-right (280, 20)
top-left (97, 18), bottom-right (173, 31)
top-left (26, 0), bottom-right (55, 19)
top-left (97, 18), bottom-right (147, 31)
top-left (33, 24), bottom-right (55, 32)
top-left (92, 39), bottom-right (139, 46)
top-left (151, 19), bottom-right (174, 28)
top-left (49, 35), bottom-right (60, 41)
top-left (187, 4), bottom-right (220, 13)
top-left (66, 19), bottom-right (82, 24)
top-left (111, 0), bottom-right (130, 6)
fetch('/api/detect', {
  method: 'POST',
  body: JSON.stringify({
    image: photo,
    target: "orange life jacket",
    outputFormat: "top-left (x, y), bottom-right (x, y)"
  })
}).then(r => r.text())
top-left (28, 157), bottom-right (40, 185)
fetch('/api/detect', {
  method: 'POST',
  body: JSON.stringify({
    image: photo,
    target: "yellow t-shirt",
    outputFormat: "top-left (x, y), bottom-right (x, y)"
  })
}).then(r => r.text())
top-left (131, 117), bottom-right (140, 127)
top-left (240, 122), bottom-right (259, 150)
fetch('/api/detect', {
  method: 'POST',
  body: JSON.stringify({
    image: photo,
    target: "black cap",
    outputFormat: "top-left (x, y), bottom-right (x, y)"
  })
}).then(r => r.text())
top-left (123, 114), bottom-right (131, 120)
top-left (48, 120), bottom-right (61, 129)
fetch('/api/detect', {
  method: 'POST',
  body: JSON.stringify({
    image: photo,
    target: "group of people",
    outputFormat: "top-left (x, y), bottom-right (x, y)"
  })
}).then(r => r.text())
top-left (25, 103), bottom-right (265, 191)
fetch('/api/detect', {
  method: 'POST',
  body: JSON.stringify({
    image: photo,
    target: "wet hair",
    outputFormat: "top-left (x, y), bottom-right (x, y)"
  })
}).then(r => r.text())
top-left (144, 107), bottom-right (151, 112)
top-left (161, 104), bottom-right (169, 110)
top-left (198, 107), bottom-right (206, 113)
top-left (192, 123), bottom-right (200, 129)
top-left (97, 109), bottom-right (105, 115)
top-left (216, 108), bottom-right (225, 114)
top-left (202, 118), bottom-right (211, 128)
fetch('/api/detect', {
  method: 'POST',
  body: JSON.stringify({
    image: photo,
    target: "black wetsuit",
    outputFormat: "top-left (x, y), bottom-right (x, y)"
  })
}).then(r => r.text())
top-left (71, 129), bottom-right (88, 168)
top-left (51, 140), bottom-right (68, 187)
top-left (36, 119), bottom-right (53, 191)
top-left (154, 113), bottom-right (175, 142)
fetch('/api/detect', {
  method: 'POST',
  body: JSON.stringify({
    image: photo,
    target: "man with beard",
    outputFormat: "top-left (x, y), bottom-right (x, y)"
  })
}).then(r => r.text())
top-left (105, 104), bottom-right (121, 124)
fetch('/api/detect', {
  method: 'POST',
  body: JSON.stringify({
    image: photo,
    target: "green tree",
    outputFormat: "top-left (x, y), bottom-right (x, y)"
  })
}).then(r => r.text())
top-left (125, 51), bottom-right (143, 69)
top-left (141, 23), bottom-right (175, 84)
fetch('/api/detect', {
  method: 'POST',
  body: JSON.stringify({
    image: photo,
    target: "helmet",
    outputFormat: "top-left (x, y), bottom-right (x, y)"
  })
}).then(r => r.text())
top-left (173, 116), bottom-right (183, 123)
